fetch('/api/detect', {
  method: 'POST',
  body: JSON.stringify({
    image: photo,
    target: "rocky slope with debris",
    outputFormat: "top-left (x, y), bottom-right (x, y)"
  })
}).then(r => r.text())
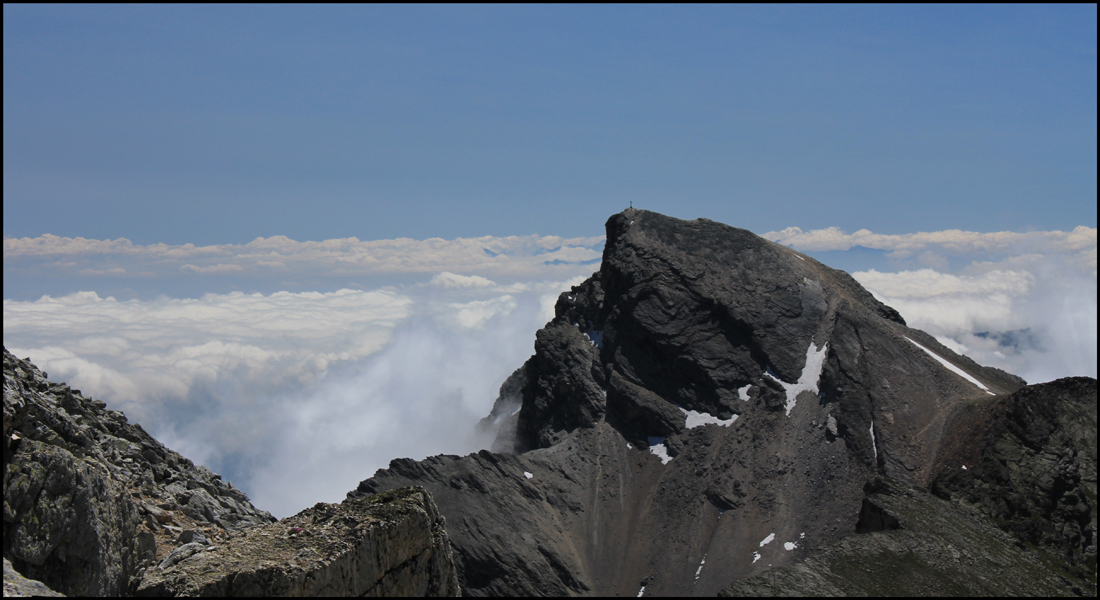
top-left (353, 209), bottom-right (1092, 596)
top-left (135, 486), bottom-right (460, 597)
top-left (720, 476), bottom-right (1088, 596)
top-left (4, 347), bottom-right (462, 597)
top-left (721, 374), bottom-right (1097, 596)
top-left (3, 347), bottom-right (278, 595)
top-left (929, 376), bottom-right (1097, 585)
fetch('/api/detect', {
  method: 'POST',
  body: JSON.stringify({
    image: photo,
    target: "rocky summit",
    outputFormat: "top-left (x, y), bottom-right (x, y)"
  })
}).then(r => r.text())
top-left (2, 208), bottom-right (1095, 597)
top-left (353, 209), bottom-right (1095, 596)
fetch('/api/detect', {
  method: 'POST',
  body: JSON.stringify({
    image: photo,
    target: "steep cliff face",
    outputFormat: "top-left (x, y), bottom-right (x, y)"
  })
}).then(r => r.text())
top-left (3, 348), bottom-right (276, 596)
top-left (136, 486), bottom-right (460, 597)
top-left (352, 209), bottom-right (1088, 597)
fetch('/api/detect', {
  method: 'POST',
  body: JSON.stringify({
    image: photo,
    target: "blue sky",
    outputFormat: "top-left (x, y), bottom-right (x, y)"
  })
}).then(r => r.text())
top-left (3, 5), bottom-right (1096, 517)
top-left (4, 4), bottom-right (1096, 245)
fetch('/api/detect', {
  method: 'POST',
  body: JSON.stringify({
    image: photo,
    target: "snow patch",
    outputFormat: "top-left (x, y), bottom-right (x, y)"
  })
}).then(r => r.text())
top-left (680, 407), bottom-right (738, 429)
top-left (904, 336), bottom-right (995, 395)
top-left (647, 437), bottom-right (672, 464)
top-left (523, 471), bottom-right (533, 479)
top-left (752, 552), bottom-right (761, 564)
top-left (961, 465), bottom-right (967, 470)
top-left (626, 442), bottom-right (633, 449)
top-left (759, 533), bottom-right (776, 547)
top-left (800, 532), bottom-right (805, 539)
top-left (870, 420), bottom-right (878, 461)
top-left (637, 585), bottom-right (645, 597)
top-left (784, 542), bottom-right (797, 551)
top-left (695, 554), bottom-right (707, 580)
top-left (762, 341), bottom-right (829, 416)
top-left (584, 327), bottom-right (603, 348)
top-left (738, 384), bottom-right (752, 401)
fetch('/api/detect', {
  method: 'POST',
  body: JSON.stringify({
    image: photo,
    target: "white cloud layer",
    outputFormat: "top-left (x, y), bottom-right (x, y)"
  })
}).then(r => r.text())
top-left (763, 225), bottom-right (1096, 384)
top-left (3, 273), bottom-right (585, 517)
top-left (853, 260), bottom-right (1096, 384)
top-left (3, 226), bottom-right (1095, 517)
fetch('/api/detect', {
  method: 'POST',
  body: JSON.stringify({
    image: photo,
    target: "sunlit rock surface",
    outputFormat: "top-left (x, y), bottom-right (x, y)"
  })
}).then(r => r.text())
top-left (3, 348), bottom-right (275, 595)
top-left (136, 486), bottom-right (460, 597)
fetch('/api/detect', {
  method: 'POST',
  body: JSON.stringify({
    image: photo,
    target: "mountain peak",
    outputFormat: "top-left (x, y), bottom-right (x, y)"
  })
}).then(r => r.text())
top-left (352, 210), bottom-right (1088, 596)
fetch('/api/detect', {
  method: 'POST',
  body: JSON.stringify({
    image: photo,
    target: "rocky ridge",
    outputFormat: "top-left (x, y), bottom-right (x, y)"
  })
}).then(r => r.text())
top-left (4, 347), bottom-right (463, 597)
top-left (930, 376), bottom-right (1097, 583)
top-left (353, 209), bottom-right (1091, 596)
top-left (135, 486), bottom-right (460, 596)
top-left (3, 347), bottom-right (278, 595)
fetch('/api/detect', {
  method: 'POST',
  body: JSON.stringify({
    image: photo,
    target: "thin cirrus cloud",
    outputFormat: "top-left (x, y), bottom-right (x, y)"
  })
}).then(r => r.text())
top-left (3, 225), bottom-right (1095, 516)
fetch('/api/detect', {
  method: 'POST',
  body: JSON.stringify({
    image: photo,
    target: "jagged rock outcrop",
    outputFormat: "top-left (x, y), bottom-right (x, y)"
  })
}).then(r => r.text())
top-left (135, 486), bottom-right (460, 596)
top-left (3, 347), bottom-right (275, 596)
top-left (475, 368), bottom-right (526, 454)
top-left (351, 209), bottom-right (1089, 596)
top-left (719, 477), bottom-right (1088, 596)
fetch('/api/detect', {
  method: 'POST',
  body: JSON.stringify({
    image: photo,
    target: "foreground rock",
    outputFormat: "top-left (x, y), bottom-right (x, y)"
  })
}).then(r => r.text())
top-left (353, 209), bottom-right (1091, 596)
top-left (136, 486), bottom-right (460, 596)
top-left (3, 558), bottom-right (64, 597)
top-left (3, 347), bottom-right (276, 596)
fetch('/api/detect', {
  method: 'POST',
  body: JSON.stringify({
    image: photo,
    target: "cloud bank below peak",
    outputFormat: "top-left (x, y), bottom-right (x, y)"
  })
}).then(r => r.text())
top-left (2, 225), bottom-right (1095, 515)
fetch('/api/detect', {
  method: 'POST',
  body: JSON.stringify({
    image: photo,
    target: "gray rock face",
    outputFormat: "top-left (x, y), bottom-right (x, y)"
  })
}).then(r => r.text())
top-left (720, 477), bottom-right (1087, 596)
top-left (135, 487), bottom-right (460, 597)
top-left (351, 209), bottom-right (1084, 596)
top-left (929, 376), bottom-right (1097, 583)
top-left (3, 347), bottom-right (276, 596)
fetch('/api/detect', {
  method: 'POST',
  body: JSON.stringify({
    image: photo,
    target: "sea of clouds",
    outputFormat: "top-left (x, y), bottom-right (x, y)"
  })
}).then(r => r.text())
top-left (3, 225), bottom-right (1095, 517)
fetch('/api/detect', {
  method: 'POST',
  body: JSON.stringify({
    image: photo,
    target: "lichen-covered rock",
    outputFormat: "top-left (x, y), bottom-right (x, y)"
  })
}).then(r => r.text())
top-left (3, 436), bottom-right (139, 596)
top-left (3, 347), bottom-right (276, 596)
top-left (4, 557), bottom-right (65, 597)
top-left (135, 487), bottom-right (460, 596)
